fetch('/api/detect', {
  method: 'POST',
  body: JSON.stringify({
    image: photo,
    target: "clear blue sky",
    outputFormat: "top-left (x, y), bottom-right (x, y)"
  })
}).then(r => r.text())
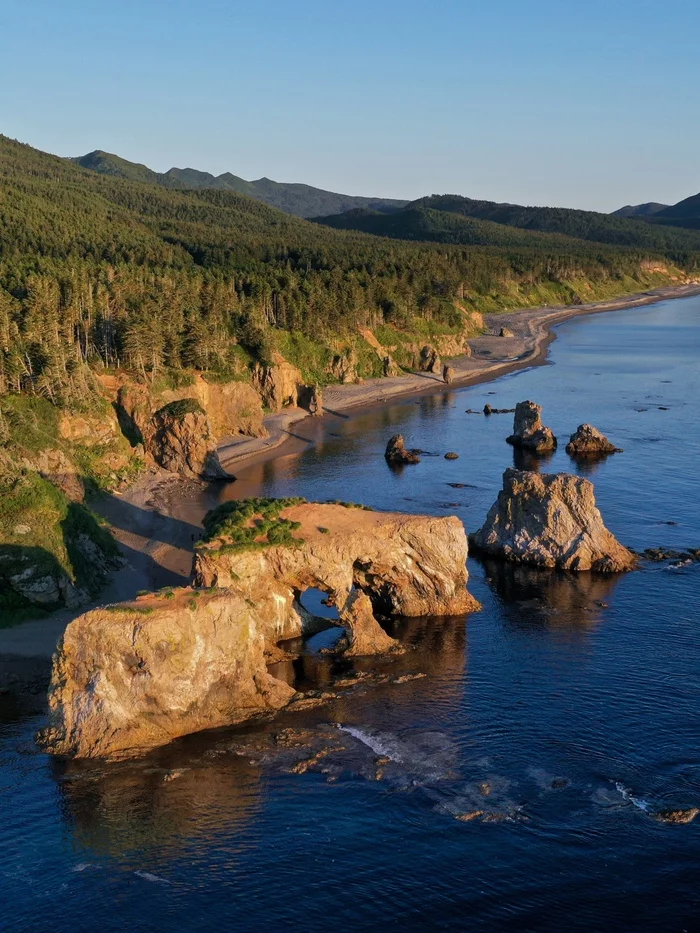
top-left (1, 0), bottom-right (698, 211)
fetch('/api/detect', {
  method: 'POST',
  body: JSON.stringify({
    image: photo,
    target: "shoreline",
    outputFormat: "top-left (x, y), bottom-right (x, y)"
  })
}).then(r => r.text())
top-left (1, 280), bottom-right (699, 670)
top-left (218, 281), bottom-right (700, 473)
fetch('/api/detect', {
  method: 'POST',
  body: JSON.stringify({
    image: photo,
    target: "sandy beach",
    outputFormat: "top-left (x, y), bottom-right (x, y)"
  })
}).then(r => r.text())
top-left (1, 280), bottom-right (698, 672)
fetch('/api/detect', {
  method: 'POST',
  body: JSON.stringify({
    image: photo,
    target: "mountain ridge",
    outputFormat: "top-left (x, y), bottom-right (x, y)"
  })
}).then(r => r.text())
top-left (71, 149), bottom-right (408, 218)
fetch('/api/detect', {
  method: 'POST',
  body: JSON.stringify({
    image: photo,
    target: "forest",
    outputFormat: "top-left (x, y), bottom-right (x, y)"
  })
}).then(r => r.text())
top-left (1, 134), bottom-right (699, 409)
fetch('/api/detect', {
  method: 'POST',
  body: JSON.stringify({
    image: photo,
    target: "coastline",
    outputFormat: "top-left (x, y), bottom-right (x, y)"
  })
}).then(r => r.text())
top-left (218, 281), bottom-right (700, 473)
top-left (1, 280), bottom-right (699, 670)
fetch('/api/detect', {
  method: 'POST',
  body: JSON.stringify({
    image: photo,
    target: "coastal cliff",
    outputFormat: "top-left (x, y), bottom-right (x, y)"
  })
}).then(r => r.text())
top-left (39, 499), bottom-right (479, 758)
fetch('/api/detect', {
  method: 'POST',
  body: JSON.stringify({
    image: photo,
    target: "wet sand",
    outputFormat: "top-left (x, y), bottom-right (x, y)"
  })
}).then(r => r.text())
top-left (1, 280), bottom-right (699, 670)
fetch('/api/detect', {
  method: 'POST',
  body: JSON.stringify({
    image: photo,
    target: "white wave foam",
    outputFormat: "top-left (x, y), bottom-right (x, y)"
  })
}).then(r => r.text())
top-left (337, 725), bottom-right (404, 762)
top-left (135, 870), bottom-right (173, 885)
top-left (615, 782), bottom-right (651, 812)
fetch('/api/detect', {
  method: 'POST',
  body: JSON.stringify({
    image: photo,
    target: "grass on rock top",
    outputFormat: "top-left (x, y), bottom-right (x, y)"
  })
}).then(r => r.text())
top-left (198, 497), bottom-right (308, 554)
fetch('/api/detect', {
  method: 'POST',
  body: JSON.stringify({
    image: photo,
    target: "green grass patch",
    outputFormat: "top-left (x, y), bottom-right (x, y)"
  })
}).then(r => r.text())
top-left (198, 496), bottom-right (307, 553)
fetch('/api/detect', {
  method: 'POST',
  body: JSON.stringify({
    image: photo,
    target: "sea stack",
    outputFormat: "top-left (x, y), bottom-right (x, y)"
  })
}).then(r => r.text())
top-left (506, 400), bottom-right (557, 452)
top-left (566, 423), bottom-right (622, 456)
top-left (469, 468), bottom-right (637, 572)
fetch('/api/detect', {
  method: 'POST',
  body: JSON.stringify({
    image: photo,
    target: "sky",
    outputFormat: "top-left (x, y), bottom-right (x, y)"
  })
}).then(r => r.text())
top-left (1, 0), bottom-right (698, 212)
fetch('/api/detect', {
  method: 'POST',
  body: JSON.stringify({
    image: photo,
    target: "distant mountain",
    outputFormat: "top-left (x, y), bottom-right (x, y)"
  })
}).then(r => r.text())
top-left (313, 206), bottom-right (593, 249)
top-left (315, 193), bottom-right (700, 253)
top-left (651, 192), bottom-right (700, 230)
top-left (71, 150), bottom-right (407, 218)
top-left (611, 202), bottom-right (668, 218)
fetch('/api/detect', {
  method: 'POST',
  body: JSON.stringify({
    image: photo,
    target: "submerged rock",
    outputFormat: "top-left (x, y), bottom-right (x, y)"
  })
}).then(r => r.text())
top-left (566, 423), bottom-right (622, 457)
top-left (385, 434), bottom-right (421, 465)
top-left (653, 807), bottom-right (700, 825)
top-left (469, 468), bottom-right (637, 572)
top-left (506, 400), bottom-right (557, 452)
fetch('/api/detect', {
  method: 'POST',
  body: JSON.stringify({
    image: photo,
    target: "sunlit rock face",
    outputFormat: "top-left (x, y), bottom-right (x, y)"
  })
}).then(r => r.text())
top-left (566, 423), bottom-right (622, 457)
top-left (38, 589), bottom-right (296, 760)
top-left (469, 469), bottom-right (637, 572)
top-left (506, 400), bottom-right (557, 453)
top-left (40, 500), bottom-right (479, 759)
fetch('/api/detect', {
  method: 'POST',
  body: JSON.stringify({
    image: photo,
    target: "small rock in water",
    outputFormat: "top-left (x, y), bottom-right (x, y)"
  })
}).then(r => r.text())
top-left (444, 452), bottom-right (459, 460)
top-left (551, 777), bottom-right (570, 790)
top-left (653, 807), bottom-right (699, 824)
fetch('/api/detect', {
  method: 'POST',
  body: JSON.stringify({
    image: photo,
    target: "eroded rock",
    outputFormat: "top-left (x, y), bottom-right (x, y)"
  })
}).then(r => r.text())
top-left (41, 500), bottom-right (480, 758)
top-left (151, 400), bottom-right (232, 480)
top-left (469, 468), bottom-right (637, 572)
top-left (566, 423), bottom-right (622, 457)
top-left (506, 401), bottom-right (557, 452)
top-left (443, 364), bottom-right (455, 385)
top-left (419, 345), bottom-right (442, 374)
top-left (385, 434), bottom-right (420, 465)
top-left (38, 589), bottom-right (296, 759)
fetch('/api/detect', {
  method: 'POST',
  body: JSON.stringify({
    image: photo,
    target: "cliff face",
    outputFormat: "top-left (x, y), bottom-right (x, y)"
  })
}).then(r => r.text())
top-left (38, 589), bottom-right (296, 759)
top-left (41, 500), bottom-right (479, 758)
top-left (194, 501), bottom-right (479, 629)
top-left (470, 469), bottom-right (636, 572)
top-left (151, 400), bottom-right (231, 480)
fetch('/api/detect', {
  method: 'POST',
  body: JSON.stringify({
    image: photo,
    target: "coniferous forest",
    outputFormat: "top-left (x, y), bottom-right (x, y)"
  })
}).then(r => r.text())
top-left (2, 134), bottom-right (699, 408)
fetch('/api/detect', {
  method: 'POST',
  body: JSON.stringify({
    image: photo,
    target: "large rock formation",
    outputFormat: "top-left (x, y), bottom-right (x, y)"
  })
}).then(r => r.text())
top-left (385, 434), bottom-right (420, 465)
top-left (194, 499), bottom-right (479, 630)
top-left (566, 423), bottom-right (622, 457)
top-left (329, 348), bottom-right (359, 384)
top-left (160, 374), bottom-right (266, 440)
top-left (419, 345), bottom-right (442, 374)
top-left (38, 589), bottom-right (297, 759)
top-left (469, 469), bottom-right (637, 572)
top-left (506, 400), bottom-right (557, 452)
top-left (152, 400), bottom-right (232, 480)
top-left (40, 500), bottom-right (479, 758)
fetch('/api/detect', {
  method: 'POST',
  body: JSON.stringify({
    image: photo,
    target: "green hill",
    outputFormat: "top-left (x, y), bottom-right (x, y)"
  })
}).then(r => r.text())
top-left (72, 149), bottom-right (407, 218)
top-left (1, 133), bottom-right (697, 410)
top-left (612, 202), bottom-right (668, 218)
top-left (652, 192), bottom-right (700, 230)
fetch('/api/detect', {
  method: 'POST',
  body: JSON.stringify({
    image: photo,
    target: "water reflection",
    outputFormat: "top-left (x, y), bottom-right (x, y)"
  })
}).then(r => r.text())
top-left (53, 743), bottom-right (262, 858)
top-left (479, 558), bottom-right (621, 631)
top-left (511, 447), bottom-right (556, 472)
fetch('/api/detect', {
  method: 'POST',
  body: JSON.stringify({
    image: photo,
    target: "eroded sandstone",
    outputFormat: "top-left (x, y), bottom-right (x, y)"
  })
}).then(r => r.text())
top-left (506, 400), bottom-right (557, 452)
top-left (469, 468), bottom-right (636, 572)
top-left (40, 499), bottom-right (479, 758)
top-left (566, 423), bottom-right (622, 457)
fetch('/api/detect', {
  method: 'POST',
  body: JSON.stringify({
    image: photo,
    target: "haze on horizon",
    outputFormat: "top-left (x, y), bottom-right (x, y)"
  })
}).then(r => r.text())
top-left (1, 0), bottom-right (698, 213)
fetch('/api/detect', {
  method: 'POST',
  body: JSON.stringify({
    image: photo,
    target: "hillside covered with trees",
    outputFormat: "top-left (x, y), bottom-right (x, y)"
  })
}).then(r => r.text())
top-left (72, 149), bottom-right (408, 218)
top-left (3, 135), bottom-right (698, 410)
top-left (315, 194), bottom-right (700, 255)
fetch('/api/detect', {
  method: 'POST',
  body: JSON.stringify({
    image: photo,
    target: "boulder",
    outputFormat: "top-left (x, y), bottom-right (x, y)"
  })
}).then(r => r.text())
top-left (38, 589), bottom-right (297, 759)
top-left (330, 348), bottom-right (359, 384)
top-left (499, 326), bottom-right (514, 337)
top-left (41, 500), bottom-right (480, 758)
top-left (469, 468), bottom-right (637, 572)
top-left (506, 400), bottom-right (557, 452)
top-left (419, 345), bottom-right (442, 374)
top-left (385, 434), bottom-right (420, 465)
top-left (297, 384), bottom-right (323, 416)
top-left (252, 352), bottom-right (304, 410)
top-left (443, 364), bottom-right (455, 385)
top-left (566, 423), bottom-right (622, 457)
top-left (151, 400), bottom-right (232, 480)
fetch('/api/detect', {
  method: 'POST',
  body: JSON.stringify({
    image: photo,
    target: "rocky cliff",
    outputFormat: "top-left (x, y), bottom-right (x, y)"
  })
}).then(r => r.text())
top-left (40, 499), bottom-right (479, 758)
top-left (506, 400), bottom-right (557, 452)
top-left (151, 400), bottom-right (232, 480)
top-left (469, 469), bottom-right (636, 572)
top-left (38, 589), bottom-right (296, 759)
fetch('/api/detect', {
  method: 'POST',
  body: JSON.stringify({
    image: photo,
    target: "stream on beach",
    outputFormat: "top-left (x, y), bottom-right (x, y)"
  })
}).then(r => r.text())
top-left (1, 296), bottom-right (700, 931)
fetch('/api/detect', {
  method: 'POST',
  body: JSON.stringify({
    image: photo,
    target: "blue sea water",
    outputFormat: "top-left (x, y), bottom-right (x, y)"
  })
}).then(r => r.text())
top-left (1, 297), bottom-right (699, 932)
